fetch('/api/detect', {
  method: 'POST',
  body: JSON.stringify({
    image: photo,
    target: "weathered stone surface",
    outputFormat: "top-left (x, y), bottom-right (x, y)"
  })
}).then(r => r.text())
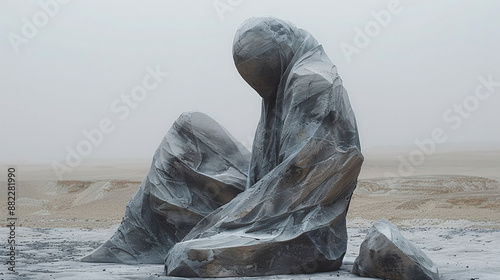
top-left (81, 112), bottom-right (251, 264)
top-left (165, 17), bottom-right (363, 277)
top-left (352, 219), bottom-right (440, 280)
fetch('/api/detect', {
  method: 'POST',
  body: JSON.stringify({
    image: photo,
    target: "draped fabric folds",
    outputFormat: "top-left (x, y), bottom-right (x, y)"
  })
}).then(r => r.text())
top-left (83, 17), bottom-right (363, 278)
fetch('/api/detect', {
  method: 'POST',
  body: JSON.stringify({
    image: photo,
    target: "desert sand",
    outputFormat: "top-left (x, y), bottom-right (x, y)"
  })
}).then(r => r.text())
top-left (1, 149), bottom-right (499, 279)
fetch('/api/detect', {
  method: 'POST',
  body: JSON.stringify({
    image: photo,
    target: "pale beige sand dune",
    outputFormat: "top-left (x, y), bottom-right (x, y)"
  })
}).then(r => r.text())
top-left (349, 175), bottom-right (500, 228)
top-left (2, 151), bottom-right (498, 229)
top-left (8, 159), bottom-right (151, 181)
top-left (360, 149), bottom-right (500, 181)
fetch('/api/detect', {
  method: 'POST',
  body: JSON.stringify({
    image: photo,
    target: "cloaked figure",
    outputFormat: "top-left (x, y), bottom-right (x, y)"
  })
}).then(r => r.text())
top-left (84, 17), bottom-right (363, 278)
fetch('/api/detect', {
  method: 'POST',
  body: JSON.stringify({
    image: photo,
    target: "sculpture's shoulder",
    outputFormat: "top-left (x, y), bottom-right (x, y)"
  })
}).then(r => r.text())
top-left (282, 45), bottom-right (346, 115)
top-left (285, 45), bottom-right (343, 95)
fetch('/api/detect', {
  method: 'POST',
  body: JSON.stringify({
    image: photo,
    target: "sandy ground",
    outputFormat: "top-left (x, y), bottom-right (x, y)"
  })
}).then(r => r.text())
top-left (0, 150), bottom-right (499, 279)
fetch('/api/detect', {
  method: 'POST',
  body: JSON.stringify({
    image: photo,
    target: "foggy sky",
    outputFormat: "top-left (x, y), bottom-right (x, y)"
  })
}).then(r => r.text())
top-left (1, 0), bottom-right (500, 164)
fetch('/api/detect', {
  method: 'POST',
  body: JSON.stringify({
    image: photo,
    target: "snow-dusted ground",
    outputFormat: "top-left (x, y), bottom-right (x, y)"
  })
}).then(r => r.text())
top-left (1, 223), bottom-right (498, 280)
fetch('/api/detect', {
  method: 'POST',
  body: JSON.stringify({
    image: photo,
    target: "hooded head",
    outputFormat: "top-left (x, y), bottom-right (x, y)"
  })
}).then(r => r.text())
top-left (232, 17), bottom-right (318, 99)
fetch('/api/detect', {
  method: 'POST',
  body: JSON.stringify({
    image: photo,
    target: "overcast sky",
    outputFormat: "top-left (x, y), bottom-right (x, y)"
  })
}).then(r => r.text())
top-left (1, 0), bottom-right (500, 165)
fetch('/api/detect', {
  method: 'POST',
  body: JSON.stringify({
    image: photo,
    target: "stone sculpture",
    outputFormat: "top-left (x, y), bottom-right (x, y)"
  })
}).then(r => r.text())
top-left (84, 16), bottom-right (363, 278)
top-left (165, 17), bottom-right (363, 277)
top-left (352, 219), bottom-right (440, 280)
